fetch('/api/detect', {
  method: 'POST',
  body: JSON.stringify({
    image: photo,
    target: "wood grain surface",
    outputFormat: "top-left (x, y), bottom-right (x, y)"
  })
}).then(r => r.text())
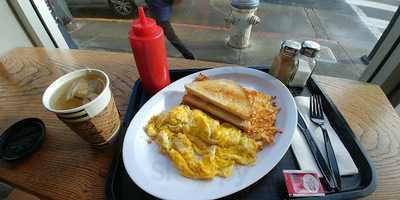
top-left (0, 48), bottom-right (227, 200)
top-left (313, 75), bottom-right (400, 199)
top-left (0, 47), bottom-right (399, 200)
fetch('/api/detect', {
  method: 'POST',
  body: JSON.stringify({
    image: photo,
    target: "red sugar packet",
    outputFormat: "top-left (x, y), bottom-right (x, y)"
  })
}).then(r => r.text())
top-left (283, 170), bottom-right (325, 197)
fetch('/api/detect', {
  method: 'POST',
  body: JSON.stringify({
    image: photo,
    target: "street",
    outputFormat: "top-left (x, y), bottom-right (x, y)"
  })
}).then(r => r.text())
top-left (345, 0), bottom-right (398, 38)
top-left (67, 0), bottom-right (399, 80)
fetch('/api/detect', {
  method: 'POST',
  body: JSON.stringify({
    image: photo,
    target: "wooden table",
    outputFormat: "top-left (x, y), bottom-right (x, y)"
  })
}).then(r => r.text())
top-left (0, 48), bottom-right (399, 200)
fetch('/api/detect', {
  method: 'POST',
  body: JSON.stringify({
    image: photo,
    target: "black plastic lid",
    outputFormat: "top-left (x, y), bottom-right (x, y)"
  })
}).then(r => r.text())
top-left (0, 118), bottom-right (46, 161)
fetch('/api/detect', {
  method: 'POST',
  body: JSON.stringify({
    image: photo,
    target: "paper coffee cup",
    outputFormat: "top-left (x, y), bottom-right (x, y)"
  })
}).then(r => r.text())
top-left (42, 69), bottom-right (121, 146)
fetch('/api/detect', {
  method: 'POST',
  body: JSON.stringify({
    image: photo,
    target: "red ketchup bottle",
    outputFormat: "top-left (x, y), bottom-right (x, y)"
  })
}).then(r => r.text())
top-left (129, 7), bottom-right (170, 95)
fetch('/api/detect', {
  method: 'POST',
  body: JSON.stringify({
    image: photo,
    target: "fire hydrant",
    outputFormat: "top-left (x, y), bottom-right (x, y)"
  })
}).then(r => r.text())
top-left (225, 0), bottom-right (260, 49)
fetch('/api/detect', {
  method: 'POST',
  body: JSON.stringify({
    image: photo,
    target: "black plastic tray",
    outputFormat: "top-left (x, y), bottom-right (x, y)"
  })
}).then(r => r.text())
top-left (106, 67), bottom-right (377, 200)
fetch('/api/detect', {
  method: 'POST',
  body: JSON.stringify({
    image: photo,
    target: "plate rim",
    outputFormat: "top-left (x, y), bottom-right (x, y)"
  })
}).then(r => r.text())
top-left (122, 67), bottom-right (297, 200)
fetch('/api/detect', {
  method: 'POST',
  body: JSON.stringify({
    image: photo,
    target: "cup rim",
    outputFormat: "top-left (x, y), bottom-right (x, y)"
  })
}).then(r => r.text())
top-left (42, 69), bottom-right (110, 114)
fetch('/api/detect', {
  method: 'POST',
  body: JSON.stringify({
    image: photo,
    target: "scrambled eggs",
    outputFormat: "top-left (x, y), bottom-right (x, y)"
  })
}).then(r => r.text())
top-left (145, 105), bottom-right (257, 179)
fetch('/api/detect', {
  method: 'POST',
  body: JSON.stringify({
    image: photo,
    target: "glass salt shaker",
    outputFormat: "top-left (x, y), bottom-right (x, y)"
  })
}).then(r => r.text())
top-left (270, 40), bottom-right (301, 85)
top-left (289, 40), bottom-right (321, 87)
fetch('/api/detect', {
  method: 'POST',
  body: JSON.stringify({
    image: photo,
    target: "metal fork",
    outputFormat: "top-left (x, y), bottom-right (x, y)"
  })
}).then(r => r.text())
top-left (310, 94), bottom-right (341, 191)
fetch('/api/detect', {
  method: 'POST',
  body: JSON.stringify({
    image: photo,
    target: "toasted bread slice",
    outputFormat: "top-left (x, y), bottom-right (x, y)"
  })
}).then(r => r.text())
top-left (182, 94), bottom-right (251, 131)
top-left (185, 79), bottom-right (252, 119)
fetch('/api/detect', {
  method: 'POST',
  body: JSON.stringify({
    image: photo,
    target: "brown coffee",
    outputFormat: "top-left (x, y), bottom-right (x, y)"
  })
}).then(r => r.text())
top-left (43, 69), bottom-right (121, 146)
top-left (51, 74), bottom-right (105, 110)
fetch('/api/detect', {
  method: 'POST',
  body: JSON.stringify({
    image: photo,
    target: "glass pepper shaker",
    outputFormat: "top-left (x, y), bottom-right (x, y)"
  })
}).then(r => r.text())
top-left (270, 40), bottom-right (301, 85)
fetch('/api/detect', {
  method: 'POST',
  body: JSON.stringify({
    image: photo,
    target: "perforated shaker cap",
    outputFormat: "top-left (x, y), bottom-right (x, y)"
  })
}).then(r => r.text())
top-left (280, 40), bottom-right (301, 57)
top-left (231, 0), bottom-right (260, 9)
top-left (301, 40), bottom-right (321, 58)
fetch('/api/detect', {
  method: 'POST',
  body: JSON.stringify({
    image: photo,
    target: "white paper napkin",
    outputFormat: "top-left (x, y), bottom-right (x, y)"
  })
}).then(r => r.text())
top-left (291, 96), bottom-right (359, 177)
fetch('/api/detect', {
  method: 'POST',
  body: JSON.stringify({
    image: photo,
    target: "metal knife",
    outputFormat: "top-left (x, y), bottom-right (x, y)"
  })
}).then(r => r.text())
top-left (297, 111), bottom-right (337, 190)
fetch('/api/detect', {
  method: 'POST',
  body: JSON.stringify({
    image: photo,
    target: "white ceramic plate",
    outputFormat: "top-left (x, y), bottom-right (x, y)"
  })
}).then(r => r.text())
top-left (122, 67), bottom-right (297, 200)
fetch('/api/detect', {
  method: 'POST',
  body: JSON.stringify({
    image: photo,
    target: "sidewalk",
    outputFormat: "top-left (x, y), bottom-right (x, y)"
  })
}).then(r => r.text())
top-left (68, 0), bottom-right (378, 80)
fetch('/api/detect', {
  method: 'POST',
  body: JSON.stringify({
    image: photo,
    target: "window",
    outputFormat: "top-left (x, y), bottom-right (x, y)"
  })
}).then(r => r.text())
top-left (17, 0), bottom-right (400, 81)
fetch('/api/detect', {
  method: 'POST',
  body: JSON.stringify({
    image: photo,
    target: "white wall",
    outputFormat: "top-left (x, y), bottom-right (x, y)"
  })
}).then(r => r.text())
top-left (0, 1), bottom-right (33, 55)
